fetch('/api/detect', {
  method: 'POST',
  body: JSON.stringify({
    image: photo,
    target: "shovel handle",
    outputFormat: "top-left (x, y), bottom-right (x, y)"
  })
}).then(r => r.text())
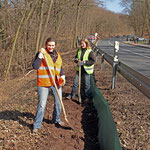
top-left (78, 61), bottom-right (82, 103)
top-left (44, 55), bottom-right (68, 123)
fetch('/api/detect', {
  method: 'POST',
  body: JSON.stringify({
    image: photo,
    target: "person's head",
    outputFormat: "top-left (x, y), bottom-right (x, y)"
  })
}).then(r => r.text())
top-left (80, 38), bottom-right (90, 49)
top-left (45, 37), bottom-right (57, 52)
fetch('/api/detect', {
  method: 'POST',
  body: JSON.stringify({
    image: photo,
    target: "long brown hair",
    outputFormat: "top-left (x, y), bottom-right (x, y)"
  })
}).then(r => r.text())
top-left (45, 37), bottom-right (57, 45)
top-left (80, 38), bottom-right (91, 49)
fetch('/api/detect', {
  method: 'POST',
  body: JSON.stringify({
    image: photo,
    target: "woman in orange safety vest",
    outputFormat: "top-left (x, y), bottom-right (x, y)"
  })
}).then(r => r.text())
top-left (32, 37), bottom-right (65, 133)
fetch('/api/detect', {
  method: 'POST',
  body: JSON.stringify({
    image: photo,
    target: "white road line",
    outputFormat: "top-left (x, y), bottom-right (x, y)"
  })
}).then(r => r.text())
top-left (120, 46), bottom-right (150, 59)
top-left (107, 41), bottom-right (150, 59)
top-left (108, 41), bottom-right (114, 46)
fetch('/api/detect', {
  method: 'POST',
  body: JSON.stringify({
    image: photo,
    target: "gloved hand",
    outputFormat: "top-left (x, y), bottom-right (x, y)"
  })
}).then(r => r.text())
top-left (59, 75), bottom-right (66, 86)
top-left (38, 52), bottom-right (44, 59)
top-left (78, 61), bottom-right (85, 66)
top-left (39, 48), bottom-right (46, 55)
top-left (74, 58), bottom-right (79, 63)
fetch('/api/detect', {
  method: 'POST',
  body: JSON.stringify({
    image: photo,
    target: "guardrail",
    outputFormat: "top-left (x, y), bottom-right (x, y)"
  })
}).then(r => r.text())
top-left (91, 42), bottom-right (150, 100)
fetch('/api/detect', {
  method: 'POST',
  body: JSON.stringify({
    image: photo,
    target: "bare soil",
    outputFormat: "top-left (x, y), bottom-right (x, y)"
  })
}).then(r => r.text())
top-left (0, 49), bottom-right (150, 150)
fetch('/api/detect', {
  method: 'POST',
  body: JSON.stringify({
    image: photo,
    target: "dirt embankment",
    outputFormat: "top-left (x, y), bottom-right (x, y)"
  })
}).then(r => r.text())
top-left (0, 50), bottom-right (149, 150)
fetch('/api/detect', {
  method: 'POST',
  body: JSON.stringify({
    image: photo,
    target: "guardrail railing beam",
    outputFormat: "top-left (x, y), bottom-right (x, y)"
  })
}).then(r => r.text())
top-left (90, 41), bottom-right (150, 100)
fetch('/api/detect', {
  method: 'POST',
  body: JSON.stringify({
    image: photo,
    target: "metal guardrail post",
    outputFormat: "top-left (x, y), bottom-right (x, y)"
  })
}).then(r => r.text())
top-left (101, 53), bottom-right (105, 70)
top-left (112, 63), bottom-right (117, 89)
top-left (95, 48), bottom-right (99, 62)
top-left (112, 41), bottom-right (119, 89)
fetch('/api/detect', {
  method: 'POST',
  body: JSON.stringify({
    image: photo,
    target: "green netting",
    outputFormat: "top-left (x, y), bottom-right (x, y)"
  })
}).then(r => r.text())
top-left (90, 76), bottom-right (122, 150)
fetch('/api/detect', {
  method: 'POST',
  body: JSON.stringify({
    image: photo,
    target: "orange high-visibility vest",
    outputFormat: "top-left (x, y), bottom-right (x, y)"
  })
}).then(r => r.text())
top-left (37, 49), bottom-right (62, 87)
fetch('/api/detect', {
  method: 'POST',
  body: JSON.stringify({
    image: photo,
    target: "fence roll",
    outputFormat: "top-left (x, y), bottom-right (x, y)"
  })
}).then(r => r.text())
top-left (90, 75), bottom-right (122, 150)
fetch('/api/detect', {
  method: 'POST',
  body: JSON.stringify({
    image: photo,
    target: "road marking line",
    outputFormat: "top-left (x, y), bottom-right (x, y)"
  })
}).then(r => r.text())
top-left (107, 41), bottom-right (150, 59)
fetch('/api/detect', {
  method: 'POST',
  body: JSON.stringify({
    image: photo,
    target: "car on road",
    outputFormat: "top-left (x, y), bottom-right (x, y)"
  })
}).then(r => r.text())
top-left (137, 37), bottom-right (147, 41)
top-left (87, 35), bottom-right (97, 42)
top-left (126, 35), bottom-right (131, 41)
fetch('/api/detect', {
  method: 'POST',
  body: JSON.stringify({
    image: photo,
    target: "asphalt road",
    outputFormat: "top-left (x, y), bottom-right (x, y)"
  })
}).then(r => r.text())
top-left (97, 38), bottom-right (150, 79)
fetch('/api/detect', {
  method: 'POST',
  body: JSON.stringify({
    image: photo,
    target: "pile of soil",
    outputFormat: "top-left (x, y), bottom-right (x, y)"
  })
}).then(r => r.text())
top-left (0, 49), bottom-right (149, 150)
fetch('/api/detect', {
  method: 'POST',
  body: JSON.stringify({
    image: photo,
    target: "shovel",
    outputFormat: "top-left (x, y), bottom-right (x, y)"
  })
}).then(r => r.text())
top-left (78, 62), bottom-right (82, 104)
top-left (43, 54), bottom-right (69, 123)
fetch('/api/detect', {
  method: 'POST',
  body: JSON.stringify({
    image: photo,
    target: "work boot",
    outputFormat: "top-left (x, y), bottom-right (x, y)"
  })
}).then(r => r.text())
top-left (32, 128), bottom-right (38, 133)
top-left (66, 94), bottom-right (74, 100)
top-left (55, 121), bottom-right (65, 127)
top-left (66, 94), bottom-right (71, 99)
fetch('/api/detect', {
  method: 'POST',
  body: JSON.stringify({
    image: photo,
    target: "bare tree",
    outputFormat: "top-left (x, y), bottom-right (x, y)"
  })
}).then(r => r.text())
top-left (35, 0), bottom-right (45, 53)
top-left (4, 0), bottom-right (38, 79)
top-left (0, 0), bottom-right (133, 80)
top-left (120, 0), bottom-right (150, 39)
top-left (40, 0), bottom-right (54, 48)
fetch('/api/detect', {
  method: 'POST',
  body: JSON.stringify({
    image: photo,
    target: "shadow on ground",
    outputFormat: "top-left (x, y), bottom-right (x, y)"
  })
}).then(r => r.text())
top-left (81, 101), bottom-right (100, 150)
top-left (0, 110), bottom-right (34, 130)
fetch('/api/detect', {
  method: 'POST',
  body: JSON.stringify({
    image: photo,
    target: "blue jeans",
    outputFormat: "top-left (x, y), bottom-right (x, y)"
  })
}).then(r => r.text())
top-left (33, 86), bottom-right (62, 129)
top-left (71, 71), bottom-right (92, 100)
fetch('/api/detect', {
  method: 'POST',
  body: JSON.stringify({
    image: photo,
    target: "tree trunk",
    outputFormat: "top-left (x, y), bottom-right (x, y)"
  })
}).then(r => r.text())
top-left (40, 0), bottom-right (54, 48)
top-left (145, 0), bottom-right (150, 39)
top-left (5, 1), bottom-right (37, 79)
top-left (5, 6), bottom-right (27, 80)
top-left (72, 0), bottom-right (82, 49)
top-left (35, 0), bottom-right (45, 53)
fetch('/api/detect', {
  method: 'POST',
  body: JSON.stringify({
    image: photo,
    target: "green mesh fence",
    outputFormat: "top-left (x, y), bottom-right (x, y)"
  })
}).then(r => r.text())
top-left (90, 75), bottom-right (122, 150)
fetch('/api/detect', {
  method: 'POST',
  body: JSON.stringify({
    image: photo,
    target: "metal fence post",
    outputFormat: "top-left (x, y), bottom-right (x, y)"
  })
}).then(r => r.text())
top-left (95, 48), bottom-right (99, 62)
top-left (112, 41), bottom-right (119, 89)
top-left (101, 53), bottom-right (105, 70)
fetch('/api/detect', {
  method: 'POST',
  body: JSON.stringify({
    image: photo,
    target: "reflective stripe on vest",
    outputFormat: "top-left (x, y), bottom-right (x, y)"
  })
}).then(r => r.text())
top-left (76, 48), bottom-right (94, 74)
top-left (37, 49), bottom-right (62, 86)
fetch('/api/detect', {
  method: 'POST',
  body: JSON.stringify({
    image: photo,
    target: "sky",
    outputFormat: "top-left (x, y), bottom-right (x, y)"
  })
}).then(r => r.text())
top-left (105, 0), bottom-right (123, 13)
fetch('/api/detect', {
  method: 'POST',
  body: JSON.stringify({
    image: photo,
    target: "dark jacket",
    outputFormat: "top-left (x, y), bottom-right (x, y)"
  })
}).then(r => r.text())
top-left (32, 49), bottom-right (64, 76)
top-left (75, 48), bottom-right (95, 74)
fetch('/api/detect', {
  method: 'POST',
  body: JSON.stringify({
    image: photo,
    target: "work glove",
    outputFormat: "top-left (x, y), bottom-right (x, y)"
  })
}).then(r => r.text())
top-left (78, 61), bottom-right (85, 66)
top-left (59, 75), bottom-right (66, 86)
top-left (38, 52), bottom-right (44, 59)
top-left (74, 58), bottom-right (79, 63)
top-left (39, 48), bottom-right (46, 55)
top-left (38, 48), bottom-right (46, 59)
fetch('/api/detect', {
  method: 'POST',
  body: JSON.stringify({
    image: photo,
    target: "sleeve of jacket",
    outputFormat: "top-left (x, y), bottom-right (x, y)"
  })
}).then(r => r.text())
top-left (32, 52), bottom-right (42, 70)
top-left (60, 66), bottom-right (64, 76)
top-left (74, 49), bottom-right (79, 63)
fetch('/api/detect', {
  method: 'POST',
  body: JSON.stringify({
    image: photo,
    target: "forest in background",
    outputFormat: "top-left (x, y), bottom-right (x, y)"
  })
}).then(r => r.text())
top-left (0, 0), bottom-right (134, 80)
top-left (121, 0), bottom-right (150, 39)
